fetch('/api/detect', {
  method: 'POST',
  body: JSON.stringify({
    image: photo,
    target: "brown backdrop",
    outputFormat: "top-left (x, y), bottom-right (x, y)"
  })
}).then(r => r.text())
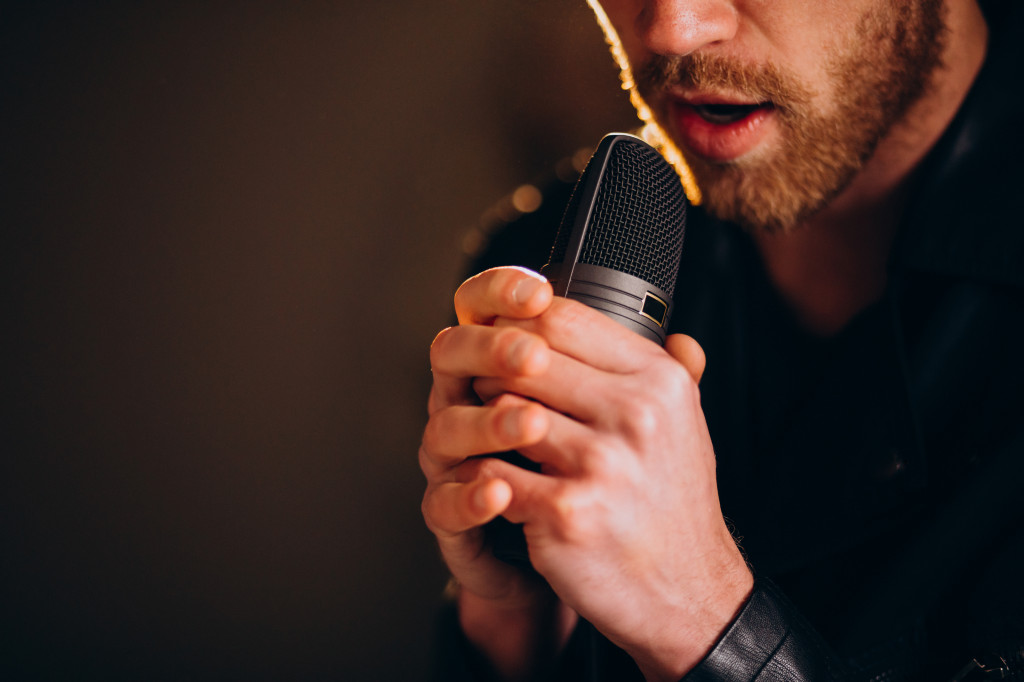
top-left (3, 2), bottom-right (637, 680)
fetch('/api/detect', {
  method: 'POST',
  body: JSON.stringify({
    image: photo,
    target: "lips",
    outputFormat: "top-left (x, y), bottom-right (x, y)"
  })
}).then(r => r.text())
top-left (667, 98), bottom-right (776, 163)
top-left (692, 102), bottom-right (764, 124)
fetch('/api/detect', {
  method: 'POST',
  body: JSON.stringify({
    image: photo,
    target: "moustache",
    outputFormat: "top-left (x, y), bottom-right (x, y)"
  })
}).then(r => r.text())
top-left (634, 53), bottom-right (812, 112)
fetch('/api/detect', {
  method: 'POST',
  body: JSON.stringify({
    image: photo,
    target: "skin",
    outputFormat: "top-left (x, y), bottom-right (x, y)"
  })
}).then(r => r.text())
top-left (603, 0), bottom-right (988, 333)
top-left (420, 1), bottom-right (988, 679)
top-left (423, 270), bottom-right (746, 681)
top-left (630, 1), bottom-right (948, 232)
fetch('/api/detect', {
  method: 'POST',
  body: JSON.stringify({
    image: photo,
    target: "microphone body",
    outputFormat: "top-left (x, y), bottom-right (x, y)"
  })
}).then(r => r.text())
top-left (542, 133), bottom-right (687, 345)
top-left (489, 132), bottom-right (688, 566)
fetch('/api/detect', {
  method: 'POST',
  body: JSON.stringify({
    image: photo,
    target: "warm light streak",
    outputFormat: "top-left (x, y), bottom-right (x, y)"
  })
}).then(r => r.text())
top-left (586, 0), bottom-right (703, 205)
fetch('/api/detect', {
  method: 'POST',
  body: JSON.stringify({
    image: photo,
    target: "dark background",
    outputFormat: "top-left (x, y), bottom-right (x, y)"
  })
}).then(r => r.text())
top-left (3, 2), bottom-right (635, 680)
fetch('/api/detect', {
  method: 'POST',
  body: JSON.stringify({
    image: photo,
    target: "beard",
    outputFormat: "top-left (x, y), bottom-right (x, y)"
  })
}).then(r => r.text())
top-left (634, 1), bottom-right (948, 233)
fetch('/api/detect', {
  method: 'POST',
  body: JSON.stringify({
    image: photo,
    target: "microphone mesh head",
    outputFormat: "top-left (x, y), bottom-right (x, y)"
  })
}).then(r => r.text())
top-left (549, 136), bottom-right (687, 297)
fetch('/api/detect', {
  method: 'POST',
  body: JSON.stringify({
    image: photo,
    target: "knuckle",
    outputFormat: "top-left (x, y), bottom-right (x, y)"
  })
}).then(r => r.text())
top-left (678, 371), bottom-right (701, 404)
top-left (417, 443), bottom-right (434, 476)
top-left (641, 352), bottom-right (679, 385)
top-left (420, 417), bottom-right (445, 457)
top-left (547, 483), bottom-right (577, 526)
top-left (421, 408), bottom-right (473, 464)
top-left (577, 439), bottom-right (617, 474)
top-left (426, 385), bottom-right (444, 414)
top-left (615, 396), bottom-right (662, 444)
top-left (453, 271), bottom-right (484, 306)
top-left (431, 325), bottom-right (455, 347)
top-left (453, 275), bottom-right (473, 297)
top-left (545, 484), bottom-right (595, 543)
top-left (653, 361), bottom-right (701, 412)
top-left (420, 486), bottom-right (434, 520)
top-left (420, 486), bottom-right (445, 533)
top-left (421, 487), bottom-right (462, 538)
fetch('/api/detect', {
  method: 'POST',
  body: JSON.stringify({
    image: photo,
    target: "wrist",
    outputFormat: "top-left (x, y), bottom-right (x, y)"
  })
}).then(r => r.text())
top-left (628, 546), bottom-right (755, 682)
top-left (457, 584), bottom-right (578, 681)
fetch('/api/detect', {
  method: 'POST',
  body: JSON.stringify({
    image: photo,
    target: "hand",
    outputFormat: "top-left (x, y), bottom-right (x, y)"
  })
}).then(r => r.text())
top-left (472, 289), bottom-right (753, 681)
top-left (420, 266), bottom-right (752, 681)
top-left (419, 267), bottom-right (576, 679)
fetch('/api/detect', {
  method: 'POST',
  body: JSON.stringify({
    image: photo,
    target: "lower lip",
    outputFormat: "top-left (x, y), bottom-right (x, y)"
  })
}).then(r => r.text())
top-left (669, 103), bottom-right (775, 162)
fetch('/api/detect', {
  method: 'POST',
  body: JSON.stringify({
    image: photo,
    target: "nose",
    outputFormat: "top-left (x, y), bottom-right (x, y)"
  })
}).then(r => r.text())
top-left (635, 0), bottom-right (738, 56)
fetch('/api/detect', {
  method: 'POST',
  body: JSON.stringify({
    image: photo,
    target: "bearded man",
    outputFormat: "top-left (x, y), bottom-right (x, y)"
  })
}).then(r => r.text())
top-left (421, 1), bottom-right (1023, 680)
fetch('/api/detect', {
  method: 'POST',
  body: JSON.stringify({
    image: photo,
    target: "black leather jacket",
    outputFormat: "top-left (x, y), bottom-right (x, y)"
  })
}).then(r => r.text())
top-left (433, 2), bottom-right (1024, 679)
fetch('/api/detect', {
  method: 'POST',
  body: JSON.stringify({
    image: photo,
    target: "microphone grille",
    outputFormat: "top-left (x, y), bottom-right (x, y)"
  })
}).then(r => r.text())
top-left (550, 136), bottom-right (687, 297)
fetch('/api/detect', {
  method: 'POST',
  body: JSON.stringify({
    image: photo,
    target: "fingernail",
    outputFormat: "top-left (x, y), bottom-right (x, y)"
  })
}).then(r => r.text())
top-left (512, 276), bottom-right (543, 306)
top-left (473, 484), bottom-right (491, 513)
top-left (508, 336), bottom-right (533, 371)
top-left (501, 407), bottom-right (522, 441)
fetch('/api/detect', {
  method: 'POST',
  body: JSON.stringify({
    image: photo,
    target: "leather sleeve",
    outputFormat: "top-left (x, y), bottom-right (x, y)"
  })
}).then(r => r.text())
top-left (684, 581), bottom-right (848, 681)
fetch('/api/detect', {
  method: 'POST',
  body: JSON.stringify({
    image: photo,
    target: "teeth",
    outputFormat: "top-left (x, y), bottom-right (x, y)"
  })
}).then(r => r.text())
top-left (694, 103), bottom-right (761, 124)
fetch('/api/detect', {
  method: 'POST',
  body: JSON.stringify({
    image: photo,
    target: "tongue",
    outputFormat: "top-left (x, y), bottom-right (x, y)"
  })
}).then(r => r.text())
top-left (694, 103), bottom-right (764, 125)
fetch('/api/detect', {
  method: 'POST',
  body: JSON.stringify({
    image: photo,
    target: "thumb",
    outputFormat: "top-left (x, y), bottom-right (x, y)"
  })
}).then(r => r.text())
top-left (665, 334), bottom-right (706, 384)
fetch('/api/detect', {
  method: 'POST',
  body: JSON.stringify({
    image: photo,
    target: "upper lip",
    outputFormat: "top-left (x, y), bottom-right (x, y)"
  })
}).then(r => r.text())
top-left (662, 88), bottom-right (767, 108)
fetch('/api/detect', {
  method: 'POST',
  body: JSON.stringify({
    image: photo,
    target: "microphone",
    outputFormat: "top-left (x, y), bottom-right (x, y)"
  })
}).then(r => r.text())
top-left (541, 132), bottom-right (687, 344)
top-left (489, 132), bottom-right (688, 566)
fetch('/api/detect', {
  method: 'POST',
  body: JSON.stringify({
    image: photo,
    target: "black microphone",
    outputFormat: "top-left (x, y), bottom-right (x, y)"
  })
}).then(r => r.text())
top-left (489, 132), bottom-right (688, 566)
top-left (541, 132), bottom-right (687, 344)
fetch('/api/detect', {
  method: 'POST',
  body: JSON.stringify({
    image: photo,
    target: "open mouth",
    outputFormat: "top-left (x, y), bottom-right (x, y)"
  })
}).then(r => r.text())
top-left (669, 99), bottom-right (777, 162)
top-left (693, 102), bottom-right (773, 125)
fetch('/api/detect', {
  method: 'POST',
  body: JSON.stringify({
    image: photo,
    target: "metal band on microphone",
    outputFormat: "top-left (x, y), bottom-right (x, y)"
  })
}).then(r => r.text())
top-left (541, 133), bottom-right (686, 346)
top-left (543, 262), bottom-right (674, 344)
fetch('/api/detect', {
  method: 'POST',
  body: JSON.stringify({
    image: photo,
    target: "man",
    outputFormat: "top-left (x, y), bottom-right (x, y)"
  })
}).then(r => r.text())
top-left (421, 0), bottom-right (1023, 679)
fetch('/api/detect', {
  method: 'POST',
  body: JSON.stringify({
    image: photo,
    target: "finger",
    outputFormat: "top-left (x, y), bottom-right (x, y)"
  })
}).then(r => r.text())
top-left (494, 297), bottom-right (664, 374)
top-left (474, 349), bottom-right (613, 423)
top-left (515, 407), bottom-right (601, 476)
top-left (430, 324), bottom-right (549, 381)
top-left (421, 398), bottom-right (549, 474)
top-left (446, 455), bottom-right (562, 527)
top-left (429, 452), bottom-right (558, 530)
top-left (428, 377), bottom-right (473, 416)
top-left (428, 394), bottom-right (598, 476)
top-left (665, 333), bottom-right (706, 384)
top-left (423, 478), bottom-right (513, 538)
top-left (454, 267), bottom-right (553, 325)
top-left (498, 469), bottom-right (563, 527)
top-left (429, 325), bottom-right (550, 415)
top-left (428, 323), bottom-right (548, 413)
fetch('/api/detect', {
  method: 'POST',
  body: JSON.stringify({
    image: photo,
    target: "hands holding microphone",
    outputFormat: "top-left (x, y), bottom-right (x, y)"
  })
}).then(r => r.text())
top-left (419, 265), bottom-right (752, 681)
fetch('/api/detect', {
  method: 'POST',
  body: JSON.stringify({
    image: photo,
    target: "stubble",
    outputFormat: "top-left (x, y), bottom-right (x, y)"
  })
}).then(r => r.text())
top-left (635, 1), bottom-right (948, 233)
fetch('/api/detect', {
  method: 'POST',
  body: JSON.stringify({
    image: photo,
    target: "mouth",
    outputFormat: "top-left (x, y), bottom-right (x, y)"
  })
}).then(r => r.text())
top-left (691, 102), bottom-right (772, 125)
top-left (667, 99), bottom-right (777, 163)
